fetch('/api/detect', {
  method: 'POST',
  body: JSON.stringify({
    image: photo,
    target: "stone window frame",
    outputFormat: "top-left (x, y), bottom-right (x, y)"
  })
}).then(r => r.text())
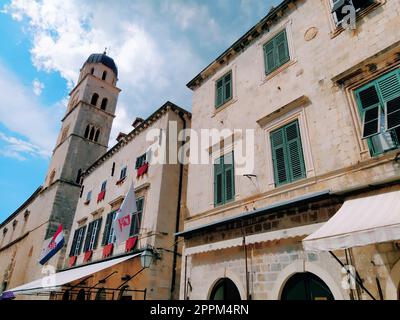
top-left (323, 0), bottom-right (384, 39)
top-left (211, 63), bottom-right (238, 116)
top-left (262, 105), bottom-right (315, 190)
top-left (257, 19), bottom-right (297, 86)
top-left (208, 138), bottom-right (242, 208)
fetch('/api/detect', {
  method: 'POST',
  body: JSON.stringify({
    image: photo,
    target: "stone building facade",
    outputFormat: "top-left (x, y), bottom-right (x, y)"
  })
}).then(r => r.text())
top-left (0, 52), bottom-right (121, 298)
top-left (178, 0), bottom-right (400, 300)
top-left (50, 102), bottom-right (190, 301)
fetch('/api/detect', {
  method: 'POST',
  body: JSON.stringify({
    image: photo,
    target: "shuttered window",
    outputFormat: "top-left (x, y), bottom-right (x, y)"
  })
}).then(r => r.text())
top-left (331, 0), bottom-right (375, 26)
top-left (263, 29), bottom-right (290, 76)
top-left (215, 71), bottom-right (232, 108)
top-left (355, 69), bottom-right (400, 156)
top-left (129, 197), bottom-right (144, 237)
top-left (83, 218), bottom-right (102, 252)
top-left (102, 211), bottom-right (117, 246)
top-left (270, 120), bottom-right (306, 186)
top-left (69, 226), bottom-right (86, 257)
top-left (135, 154), bottom-right (147, 169)
top-left (214, 152), bottom-right (235, 206)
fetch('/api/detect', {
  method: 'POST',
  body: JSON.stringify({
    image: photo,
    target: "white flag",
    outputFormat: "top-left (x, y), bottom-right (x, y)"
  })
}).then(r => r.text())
top-left (113, 182), bottom-right (137, 244)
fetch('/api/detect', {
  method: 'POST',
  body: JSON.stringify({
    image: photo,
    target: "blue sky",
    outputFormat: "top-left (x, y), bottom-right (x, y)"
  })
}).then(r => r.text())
top-left (0, 0), bottom-right (280, 222)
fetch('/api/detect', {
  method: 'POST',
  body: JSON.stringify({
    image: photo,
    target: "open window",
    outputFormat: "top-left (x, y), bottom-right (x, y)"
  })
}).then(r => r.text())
top-left (330, 0), bottom-right (376, 27)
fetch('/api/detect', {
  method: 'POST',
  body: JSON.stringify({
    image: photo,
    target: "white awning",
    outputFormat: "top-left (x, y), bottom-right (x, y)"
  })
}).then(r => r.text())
top-left (8, 253), bottom-right (140, 295)
top-left (303, 190), bottom-right (400, 251)
top-left (185, 223), bottom-right (324, 256)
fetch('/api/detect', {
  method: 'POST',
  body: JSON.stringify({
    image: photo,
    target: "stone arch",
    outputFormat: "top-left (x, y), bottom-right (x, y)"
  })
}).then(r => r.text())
top-left (100, 98), bottom-right (108, 111)
top-left (89, 127), bottom-right (95, 141)
top-left (204, 268), bottom-right (246, 300)
top-left (271, 260), bottom-right (345, 300)
top-left (385, 258), bottom-right (400, 300)
top-left (94, 129), bottom-right (100, 142)
top-left (91, 93), bottom-right (99, 106)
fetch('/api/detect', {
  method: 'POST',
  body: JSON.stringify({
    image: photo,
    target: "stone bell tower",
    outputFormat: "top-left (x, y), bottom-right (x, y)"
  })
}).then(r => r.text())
top-left (44, 52), bottom-right (121, 239)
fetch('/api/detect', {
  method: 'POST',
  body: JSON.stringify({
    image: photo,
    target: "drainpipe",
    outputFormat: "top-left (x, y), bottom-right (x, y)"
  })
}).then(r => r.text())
top-left (170, 111), bottom-right (186, 299)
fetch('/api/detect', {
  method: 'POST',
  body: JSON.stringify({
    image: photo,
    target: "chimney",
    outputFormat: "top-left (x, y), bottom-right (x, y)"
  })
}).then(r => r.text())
top-left (132, 117), bottom-right (144, 129)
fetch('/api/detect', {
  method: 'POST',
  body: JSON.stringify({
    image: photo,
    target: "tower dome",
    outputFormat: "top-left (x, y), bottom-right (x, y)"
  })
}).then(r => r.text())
top-left (84, 52), bottom-right (118, 77)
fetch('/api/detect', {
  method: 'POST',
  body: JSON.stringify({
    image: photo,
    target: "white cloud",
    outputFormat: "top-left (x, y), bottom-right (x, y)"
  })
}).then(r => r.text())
top-left (0, 61), bottom-right (62, 158)
top-left (32, 78), bottom-right (44, 95)
top-left (3, 0), bottom-right (209, 147)
top-left (0, 132), bottom-right (49, 161)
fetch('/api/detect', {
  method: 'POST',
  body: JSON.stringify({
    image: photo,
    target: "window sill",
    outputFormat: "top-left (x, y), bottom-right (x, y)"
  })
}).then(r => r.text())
top-left (329, 2), bottom-right (382, 39)
top-left (260, 59), bottom-right (297, 86)
top-left (116, 177), bottom-right (126, 186)
top-left (211, 98), bottom-right (238, 117)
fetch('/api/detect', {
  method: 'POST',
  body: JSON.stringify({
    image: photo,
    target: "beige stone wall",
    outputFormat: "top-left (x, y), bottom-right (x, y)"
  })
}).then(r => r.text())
top-left (182, 0), bottom-right (400, 300)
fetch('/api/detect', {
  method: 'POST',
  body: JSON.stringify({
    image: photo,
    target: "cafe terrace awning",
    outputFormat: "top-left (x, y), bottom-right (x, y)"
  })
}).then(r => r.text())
top-left (185, 223), bottom-right (324, 256)
top-left (7, 252), bottom-right (140, 295)
top-left (303, 190), bottom-right (400, 251)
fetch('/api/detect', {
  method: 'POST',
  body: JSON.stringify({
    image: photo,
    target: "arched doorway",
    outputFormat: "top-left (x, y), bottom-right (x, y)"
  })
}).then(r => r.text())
top-left (76, 289), bottom-right (86, 301)
top-left (210, 278), bottom-right (241, 300)
top-left (62, 290), bottom-right (70, 301)
top-left (95, 288), bottom-right (107, 300)
top-left (281, 272), bottom-right (334, 300)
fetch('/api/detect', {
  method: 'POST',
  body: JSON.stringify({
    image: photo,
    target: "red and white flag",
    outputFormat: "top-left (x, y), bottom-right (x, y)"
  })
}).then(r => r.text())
top-left (113, 182), bottom-right (137, 244)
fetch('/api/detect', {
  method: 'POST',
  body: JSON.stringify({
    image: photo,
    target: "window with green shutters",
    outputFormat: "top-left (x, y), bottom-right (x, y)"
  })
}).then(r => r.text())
top-left (69, 226), bottom-right (86, 257)
top-left (83, 218), bottom-right (102, 252)
top-left (263, 29), bottom-right (290, 76)
top-left (129, 197), bottom-right (144, 237)
top-left (215, 71), bottom-right (232, 108)
top-left (270, 120), bottom-right (306, 186)
top-left (354, 68), bottom-right (400, 156)
top-left (214, 152), bottom-right (235, 206)
top-left (101, 211), bottom-right (117, 246)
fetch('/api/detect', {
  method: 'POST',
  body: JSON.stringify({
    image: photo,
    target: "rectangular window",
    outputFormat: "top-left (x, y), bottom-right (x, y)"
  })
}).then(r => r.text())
top-left (129, 197), bottom-right (144, 237)
top-left (263, 29), bottom-right (290, 76)
top-left (101, 181), bottom-right (107, 192)
top-left (331, 0), bottom-right (376, 26)
top-left (86, 191), bottom-right (92, 202)
top-left (214, 152), bottom-right (235, 206)
top-left (215, 71), bottom-right (232, 108)
top-left (120, 166), bottom-right (127, 180)
top-left (102, 211), bottom-right (117, 246)
top-left (270, 120), bottom-right (306, 186)
top-left (83, 218), bottom-right (102, 252)
top-left (69, 226), bottom-right (87, 257)
top-left (135, 154), bottom-right (147, 169)
top-left (355, 68), bottom-right (400, 156)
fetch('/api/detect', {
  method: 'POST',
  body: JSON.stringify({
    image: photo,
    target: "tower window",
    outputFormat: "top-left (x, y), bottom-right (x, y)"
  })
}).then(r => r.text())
top-left (90, 68), bottom-right (94, 75)
top-left (91, 93), bottom-right (99, 106)
top-left (101, 98), bottom-right (108, 111)
top-left (89, 127), bottom-right (95, 141)
top-left (102, 71), bottom-right (107, 81)
top-left (76, 169), bottom-right (82, 184)
top-left (94, 129), bottom-right (100, 142)
top-left (84, 125), bottom-right (90, 139)
top-left (111, 162), bottom-right (115, 176)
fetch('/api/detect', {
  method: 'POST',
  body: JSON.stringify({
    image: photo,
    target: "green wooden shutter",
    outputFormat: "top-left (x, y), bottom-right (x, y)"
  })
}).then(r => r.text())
top-left (224, 152), bottom-right (235, 202)
top-left (376, 70), bottom-right (400, 132)
top-left (69, 229), bottom-right (79, 257)
top-left (224, 72), bottom-right (232, 101)
top-left (102, 212), bottom-right (113, 246)
top-left (214, 159), bottom-right (224, 206)
top-left (93, 218), bottom-right (102, 250)
top-left (356, 84), bottom-right (381, 139)
top-left (83, 222), bottom-right (94, 252)
top-left (275, 30), bottom-right (290, 67)
top-left (271, 128), bottom-right (289, 186)
top-left (385, 96), bottom-right (400, 131)
top-left (216, 79), bottom-right (224, 107)
top-left (285, 121), bottom-right (306, 181)
top-left (77, 226), bottom-right (86, 255)
top-left (264, 39), bottom-right (276, 75)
